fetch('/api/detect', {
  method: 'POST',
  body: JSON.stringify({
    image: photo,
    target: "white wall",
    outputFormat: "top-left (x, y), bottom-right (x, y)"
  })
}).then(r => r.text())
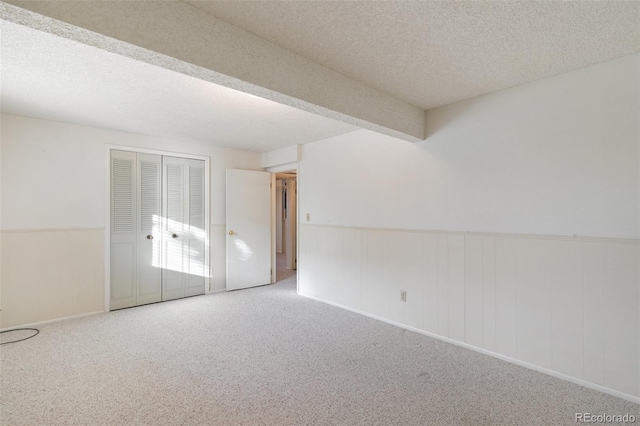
top-left (301, 54), bottom-right (639, 240)
top-left (299, 226), bottom-right (639, 399)
top-left (1, 114), bottom-right (262, 230)
top-left (0, 114), bottom-right (262, 327)
top-left (297, 54), bottom-right (640, 400)
top-left (263, 145), bottom-right (301, 169)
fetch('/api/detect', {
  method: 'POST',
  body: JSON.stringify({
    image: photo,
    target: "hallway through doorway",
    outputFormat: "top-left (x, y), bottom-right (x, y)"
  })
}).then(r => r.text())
top-left (276, 252), bottom-right (296, 282)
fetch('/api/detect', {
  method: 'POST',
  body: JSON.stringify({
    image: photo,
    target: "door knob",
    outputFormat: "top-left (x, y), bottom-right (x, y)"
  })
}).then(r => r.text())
top-left (172, 233), bottom-right (178, 238)
top-left (228, 230), bottom-right (235, 236)
top-left (146, 235), bottom-right (154, 240)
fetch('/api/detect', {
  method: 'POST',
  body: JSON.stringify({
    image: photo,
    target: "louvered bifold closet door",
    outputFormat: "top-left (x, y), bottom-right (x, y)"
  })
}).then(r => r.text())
top-left (136, 154), bottom-right (162, 305)
top-left (162, 157), bottom-right (188, 301)
top-left (161, 157), bottom-right (207, 301)
top-left (110, 150), bottom-right (137, 310)
top-left (111, 152), bottom-right (207, 309)
top-left (185, 159), bottom-right (206, 297)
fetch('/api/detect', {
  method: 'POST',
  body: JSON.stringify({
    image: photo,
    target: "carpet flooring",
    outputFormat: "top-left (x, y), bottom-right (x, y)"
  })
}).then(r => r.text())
top-left (276, 252), bottom-right (296, 282)
top-left (1, 273), bottom-right (638, 425)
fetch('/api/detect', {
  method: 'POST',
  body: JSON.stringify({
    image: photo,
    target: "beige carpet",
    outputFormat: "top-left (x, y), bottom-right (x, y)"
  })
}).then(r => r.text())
top-left (1, 275), bottom-right (637, 425)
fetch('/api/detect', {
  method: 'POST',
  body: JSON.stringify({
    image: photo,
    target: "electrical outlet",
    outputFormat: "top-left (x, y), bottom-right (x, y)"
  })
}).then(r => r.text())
top-left (306, 213), bottom-right (310, 222)
top-left (401, 290), bottom-right (407, 302)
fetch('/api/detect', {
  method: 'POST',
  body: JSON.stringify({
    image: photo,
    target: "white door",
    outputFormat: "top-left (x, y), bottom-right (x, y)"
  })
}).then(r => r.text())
top-left (136, 153), bottom-right (162, 305)
top-left (226, 169), bottom-right (272, 291)
top-left (162, 156), bottom-right (206, 301)
top-left (110, 151), bottom-right (206, 309)
top-left (184, 160), bottom-right (207, 297)
top-left (110, 150), bottom-right (137, 310)
top-left (162, 156), bottom-right (187, 301)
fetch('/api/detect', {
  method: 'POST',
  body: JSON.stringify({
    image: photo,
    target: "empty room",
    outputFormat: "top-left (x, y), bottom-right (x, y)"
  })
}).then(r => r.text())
top-left (0, 1), bottom-right (638, 425)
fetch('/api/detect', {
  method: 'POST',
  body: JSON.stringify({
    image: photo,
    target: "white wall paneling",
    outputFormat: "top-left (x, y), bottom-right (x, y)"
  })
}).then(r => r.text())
top-left (447, 235), bottom-right (465, 343)
top-left (602, 244), bottom-right (639, 397)
top-left (464, 235), bottom-right (483, 348)
top-left (298, 224), bottom-right (639, 401)
top-left (551, 241), bottom-right (584, 380)
top-left (436, 234), bottom-right (449, 337)
top-left (516, 239), bottom-right (553, 370)
top-left (336, 227), bottom-right (362, 310)
top-left (582, 242), bottom-right (605, 386)
top-left (481, 236), bottom-right (496, 352)
top-left (1, 228), bottom-right (104, 328)
top-left (361, 230), bottom-right (390, 320)
top-left (390, 232), bottom-right (424, 329)
top-left (495, 237), bottom-right (518, 358)
top-left (422, 234), bottom-right (438, 335)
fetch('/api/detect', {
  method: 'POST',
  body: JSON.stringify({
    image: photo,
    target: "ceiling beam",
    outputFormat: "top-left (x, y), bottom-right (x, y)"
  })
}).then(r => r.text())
top-left (1, 1), bottom-right (425, 142)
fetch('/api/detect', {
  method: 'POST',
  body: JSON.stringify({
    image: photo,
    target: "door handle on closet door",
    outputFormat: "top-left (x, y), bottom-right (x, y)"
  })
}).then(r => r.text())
top-left (146, 235), bottom-right (154, 240)
top-left (172, 233), bottom-right (178, 238)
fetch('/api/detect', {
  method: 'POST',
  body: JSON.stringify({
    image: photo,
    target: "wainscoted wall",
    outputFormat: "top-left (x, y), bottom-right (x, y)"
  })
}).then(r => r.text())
top-left (298, 224), bottom-right (639, 400)
top-left (0, 228), bottom-right (105, 328)
top-left (0, 225), bottom-right (232, 328)
top-left (1, 114), bottom-right (262, 327)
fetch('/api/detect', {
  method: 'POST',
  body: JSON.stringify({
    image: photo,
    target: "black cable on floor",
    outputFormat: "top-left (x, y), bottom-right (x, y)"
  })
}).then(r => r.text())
top-left (0, 328), bottom-right (39, 345)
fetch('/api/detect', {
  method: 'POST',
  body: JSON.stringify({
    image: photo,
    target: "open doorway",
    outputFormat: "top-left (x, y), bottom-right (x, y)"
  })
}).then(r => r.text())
top-left (275, 171), bottom-right (297, 282)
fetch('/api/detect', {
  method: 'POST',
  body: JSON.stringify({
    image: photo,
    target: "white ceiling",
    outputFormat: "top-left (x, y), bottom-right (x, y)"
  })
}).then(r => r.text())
top-left (3, 2), bottom-right (638, 149)
top-left (0, 21), bottom-right (359, 152)
top-left (188, 0), bottom-right (640, 110)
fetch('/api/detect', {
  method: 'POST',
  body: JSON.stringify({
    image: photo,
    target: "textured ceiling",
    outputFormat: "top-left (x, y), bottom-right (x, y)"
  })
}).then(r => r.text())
top-left (187, 0), bottom-right (640, 110)
top-left (0, 21), bottom-right (358, 152)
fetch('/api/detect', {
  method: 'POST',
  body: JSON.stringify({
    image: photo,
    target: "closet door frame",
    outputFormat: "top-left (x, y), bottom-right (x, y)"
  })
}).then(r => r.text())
top-left (104, 145), bottom-right (210, 312)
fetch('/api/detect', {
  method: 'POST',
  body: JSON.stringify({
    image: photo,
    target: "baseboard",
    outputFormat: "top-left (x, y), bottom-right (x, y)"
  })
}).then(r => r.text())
top-left (298, 291), bottom-right (640, 405)
top-left (0, 310), bottom-right (105, 332)
top-left (208, 288), bottom-right (227, 294)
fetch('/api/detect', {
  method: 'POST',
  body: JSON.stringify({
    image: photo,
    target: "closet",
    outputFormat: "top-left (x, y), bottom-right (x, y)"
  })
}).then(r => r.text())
top-left (110, 150), bottom-right (206, 310)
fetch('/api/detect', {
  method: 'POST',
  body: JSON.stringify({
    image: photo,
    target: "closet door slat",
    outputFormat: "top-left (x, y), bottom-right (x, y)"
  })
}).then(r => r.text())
top-left (137, 153), bottom-right (162, 305)
top-left (110, 150), bottom-right (137, 310)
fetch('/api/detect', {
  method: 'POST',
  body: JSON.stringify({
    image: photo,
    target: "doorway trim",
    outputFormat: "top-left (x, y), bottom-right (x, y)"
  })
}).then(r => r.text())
top-left (104, 144), bottom-right (211, 312)
top-left (268, 163), bottom-right (300, 293)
